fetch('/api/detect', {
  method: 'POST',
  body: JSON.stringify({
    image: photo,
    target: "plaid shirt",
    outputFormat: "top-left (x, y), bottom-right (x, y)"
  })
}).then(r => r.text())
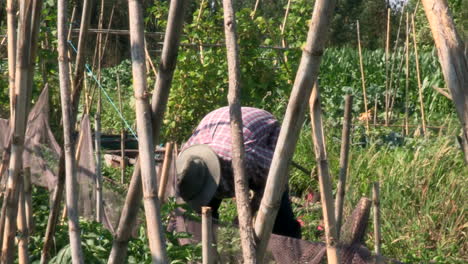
top-left (182, 107), bottom-right (280, 200)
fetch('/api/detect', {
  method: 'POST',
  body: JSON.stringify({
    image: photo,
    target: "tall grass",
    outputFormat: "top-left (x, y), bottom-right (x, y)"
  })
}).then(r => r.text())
top-left (291, 118), bottom-right (467, 263)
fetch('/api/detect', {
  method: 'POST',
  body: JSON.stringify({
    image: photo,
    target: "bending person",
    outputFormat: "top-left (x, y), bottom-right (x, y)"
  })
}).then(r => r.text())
top-left (176, 106), bottom-right (301, 238)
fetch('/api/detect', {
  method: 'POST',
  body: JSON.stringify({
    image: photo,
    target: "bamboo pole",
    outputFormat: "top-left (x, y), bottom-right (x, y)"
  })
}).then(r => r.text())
top-left (421, 0), bottom-right (468, 163)
top-left (6, 0), bottom-right (17, 121)
top-left (127, 0), bottom-right (167, 262)
top-left (373, 96), bottom-right (378, 126)
top-left (373, 182), bottom-right (382, 263)
top-left (254, 0), bottom-right (336, 260)
top-left (404, 12), bottom-right (410, 136)
top-left (251, 0), bottom-right (260, 19)
top-left (356, 20), bottom-right (369, 133)
top-left (117, 74), bottom-right (126, 184)
top-left (202, 207), bottom-right (215, 264)
top-left (71, 0), bottom-right (93, 127)
top-left (95, 89), bottom-right (103, 222)
top-left (67, 6), bottom-right (77, 86)
top-left (23, 167), bottom-right (33, 233)
top-left (40, 157), bottom-right (65, 264)
top-left (309, 83), bottom-right (340, 264)
top-left (335, 94), bottom-right (353, 238)
top-left (58, 0), bottom-right (84, 261)
top-left (384, 8), bottom-right (391, 126)
top-left (280, 0), bottom-right (292, 63)
top-left (16, 174), bottom-right (28, 264)
top-left (108, 1), bottom-right (189, 262)
top-left (2, 1), bottom-right (36, 261)
top-left (223, 0), bottom-right (257, 262)
top-left (411, 15), bottom-right (427, 136)
top-left (158, 142), bottom-right (173, 202)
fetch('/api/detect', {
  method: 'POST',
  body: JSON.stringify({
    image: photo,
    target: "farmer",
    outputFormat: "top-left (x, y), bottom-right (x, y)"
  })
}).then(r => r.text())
top-left (176, 106), bottom-right (301, 239)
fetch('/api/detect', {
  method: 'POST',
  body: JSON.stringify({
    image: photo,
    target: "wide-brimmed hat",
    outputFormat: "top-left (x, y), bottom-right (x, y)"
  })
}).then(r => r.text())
top-left (176, 144), bottom-right (221, 210)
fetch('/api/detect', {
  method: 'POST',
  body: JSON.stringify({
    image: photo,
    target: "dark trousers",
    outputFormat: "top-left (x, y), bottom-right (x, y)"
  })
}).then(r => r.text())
top-left (209, 190), bottom-right (301, 239)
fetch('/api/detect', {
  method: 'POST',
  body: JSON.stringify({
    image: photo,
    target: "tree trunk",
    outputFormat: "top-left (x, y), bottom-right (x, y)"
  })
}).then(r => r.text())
top-left (108, 1), bottom-right (189, 262)
top-left (58, 0), bottom-right (85, 262)
top-left (253, 0), bottom-right (336, 260)
top-left (222, 0), bottom-right (257, 262)
top-left (127, 0), bottom-right (167, 262)
top-left (421, 0), bottom-right (468, 163)
top-left (2, 1), bottom-right (36, 261)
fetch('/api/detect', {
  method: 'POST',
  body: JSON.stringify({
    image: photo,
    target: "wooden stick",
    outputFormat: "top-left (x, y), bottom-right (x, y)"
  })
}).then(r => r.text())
top-left (58, 0), bottom-right (85, 261)
top-left (356, 20), bottom-right (369, 133)
top-left (16, 173), bottom-right (28, 264)
top-left (309, 82), bottom-right (340, 264)
top-left (373, 182), bottom-right (382, 263)
top-left (335, 94), bottom-right (353, 238)
top-left (40, 156), bottom-right (65, 264)
top-left (223, 0), bottom-right (257, 262)
top-left (251, 0), bottom-right (260, 19)
top-left (202, 206), bottom-right (215, 264)
top-left (23, 167), bottom-right (33, 233)
top-left (127, 0), bottom-right (167, 262)
top-left (404, 12), bottom-right (410, 136)
top-left (6, 0), bottom-right (17, 121)
top-left (384, 8), bottom-right (391, 126)
top-left (373, 96), bottom-right (378, 126)
top-left (117, 74), bottom-right (126, 184)
top-left (158, 142), bottom-right (173, 202)
top-left (254, 0), bottom-right (337, 260)
top-left (67, 6), bottom-right (77, 87)
top-left (280, 0), bottom-right (292, 63)
top-left (108, 1), bottom-right (189, 262)
top-left (421, 0), bottom-right (468, 163)
top-left (70, 0), bottom-right (93, 128)
top-left (411, 15), bottom-right (427, 136)
top-left (95, 90), bottom-right (103, 222)
top-left (99, 3), bottom-right (116, 63)
top-left (2, 1), bottom-right (36, 261)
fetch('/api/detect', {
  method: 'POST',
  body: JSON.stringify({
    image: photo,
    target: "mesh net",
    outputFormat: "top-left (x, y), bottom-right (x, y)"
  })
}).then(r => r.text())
top-left (169, 199), bottom-right (402, 264)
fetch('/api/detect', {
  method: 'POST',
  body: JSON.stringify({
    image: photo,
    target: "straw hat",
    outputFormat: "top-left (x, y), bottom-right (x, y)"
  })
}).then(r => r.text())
top-left (176, 144), bottom-right (221, 210)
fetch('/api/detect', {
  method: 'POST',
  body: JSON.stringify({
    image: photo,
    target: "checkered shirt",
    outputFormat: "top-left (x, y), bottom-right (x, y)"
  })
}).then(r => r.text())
top-left (182, 106), bottom-right (280, 198)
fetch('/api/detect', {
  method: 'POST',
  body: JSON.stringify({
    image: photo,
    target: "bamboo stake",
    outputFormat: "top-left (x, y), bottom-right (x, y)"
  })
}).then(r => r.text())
top-left (195, 0), bottom-right (206, 64)
top-left (108, 1), bottom-right (189, 262)
top-left (202, 207), bottom-right (215, 264)
top-left (99, 3), bottom-right (116, 63)
top-left (158, 142), bottom-right (173, 202)
top-left (95, 89), bottom-right (103, 222)
top-left (254, 0), bottom-right (337, 260)
top-left (356, 20), bottom-right (369, 133)
top-left (6, 0), bottom-right (17, 121)
top-left (117, 74), bottom-right (126, 184)
top-left (67, 6), bottom-right (77, 86)
top-left (223, 0), bottom-right (257, 262)
top-left (58, 0), bottom-right (84, 261)
top-left (2, 1), bottom-right (36, 261)
top-left (411, 15), bottom-right (427, 136)
top-left (127, 0), bottom-right (167, 262)
top-left (71, 0), bottom-right (93, 127)
top-left (384, 8), bottom-right (391, 126)
top-left (421, 0), bottom-right (468, 162)
top-left (40, 157), bottom-right (65, 264)
top-left (335, 95), bottom-right (353, 238)
top-left (404, 12), bottom-right (410, 136)
top-left (251, 0), bottom-right (260, 19)
top-left (309, 83), bottom-right (340, 264)
top-left (373, 96), bottom-right (378, 126)
top-left (16, 174), bottom-right (28, 264)
top-left (280, 0), bottom-right (292, 63)
top-left (373, 182), bottom-right (382, 263)
top-left (23, 167), bottom-right (33, 233)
